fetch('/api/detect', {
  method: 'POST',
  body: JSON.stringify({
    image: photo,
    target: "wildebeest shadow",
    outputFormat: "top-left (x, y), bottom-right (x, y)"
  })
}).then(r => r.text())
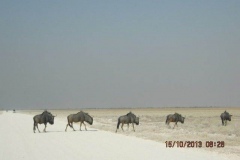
top-left (45, 130), bottom-right (65, 133)
top-left (67, 129), bottom-right (98, 132)
top-left (33, 131), bottom-right (64, 133)
top-left (45, 129), bottom-right (98, 133)
top-left (34, 129), bottom-right (98, 133)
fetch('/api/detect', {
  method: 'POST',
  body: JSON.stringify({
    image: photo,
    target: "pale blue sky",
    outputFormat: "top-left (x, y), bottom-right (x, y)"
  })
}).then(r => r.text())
top-left (0, 0), bottom-right (239, 109)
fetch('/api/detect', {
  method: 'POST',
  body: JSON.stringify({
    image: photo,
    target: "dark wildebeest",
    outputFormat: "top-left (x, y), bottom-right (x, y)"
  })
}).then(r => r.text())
top-left (65, 111), bottom-right (93, 131)
top-left (116, 112), bottom-right (139, 133)
top-left (220, 111), bottom-right (232, 126)
top-left (166, 113), bottom-right (185, 129)
top-left (33, 110), bottom-right (56, 133)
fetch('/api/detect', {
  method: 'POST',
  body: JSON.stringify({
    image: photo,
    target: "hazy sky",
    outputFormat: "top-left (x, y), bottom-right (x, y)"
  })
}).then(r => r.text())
top-left (0, 0), bottom-right (239, 109)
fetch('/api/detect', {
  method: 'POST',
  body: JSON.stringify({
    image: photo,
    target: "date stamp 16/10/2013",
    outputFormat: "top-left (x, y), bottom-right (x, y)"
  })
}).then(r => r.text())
top-left (165, 141), bottom-right (225, 148)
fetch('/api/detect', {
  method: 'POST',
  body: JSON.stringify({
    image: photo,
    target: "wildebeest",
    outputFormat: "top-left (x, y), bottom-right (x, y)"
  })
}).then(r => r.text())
top-left (33, 110), bottom-right (56, 133)
top-left (165, 113), bottom-right (185, 129)
top-left (65, 111), bottom-right (93, 131)
top-left (220, 110), bottom-right (232, 126)
top-left (116, 112), bottom-right (139, 133)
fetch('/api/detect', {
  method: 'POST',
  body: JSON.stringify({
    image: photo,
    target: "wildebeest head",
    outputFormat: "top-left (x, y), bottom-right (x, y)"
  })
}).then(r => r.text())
top-left (43, 111), bottom-right (56, 125)
top-left (135, 117), bottom-right (139, 125)
top-left (127, 112), bottom-right (139, 125)
top-left (84, 113), bottom-right (93, 125)
top-left (178, 114), bottom-right (185, 124)
top-left (225, 112), bottom-right (232, 121)
top-left (180, 116), bottom-right (185, 123)
top-left (48, 115), bottom-right (55, 125)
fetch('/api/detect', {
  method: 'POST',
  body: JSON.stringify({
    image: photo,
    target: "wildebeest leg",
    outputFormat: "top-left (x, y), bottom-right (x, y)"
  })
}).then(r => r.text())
top-left (225, 120), bottom-right (227, 126)
top-left (36, 124), bottom-right (40, 133)
top-left (43, 124), bottom-right (47, 132)
top-left (83, 122), bottom-right (87, 131)
top-left (33, 123), bottom-right (36, 133)
top-left (166, 121), bottom-right (169, 125)
top-left (121, 123), bottom-right (124, 131)
top-left (166, 120), bottom-right (171, 128)
top-left (80, 122), bottom-right (82, 131)
top-left (127, 124), bottom-right (129, 130)
top-left (65, 124), bottom-right (68, 131)
top-left (173, 123), bottom-right (176, 129)
top-left (221, 118), bottom-right (224, 126)
top-left (72, 123), bottom-right (76, 131)
top-left (132, 123), bottom-right (135, 132)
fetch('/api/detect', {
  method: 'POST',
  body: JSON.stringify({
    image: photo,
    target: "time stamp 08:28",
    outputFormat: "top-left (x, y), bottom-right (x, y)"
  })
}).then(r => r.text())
top-left (165, 141), bottom-right (225, 148)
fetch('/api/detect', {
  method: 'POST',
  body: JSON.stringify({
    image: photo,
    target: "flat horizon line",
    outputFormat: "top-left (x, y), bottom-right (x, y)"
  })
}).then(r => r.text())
top-left (2, 106), bottom-right (239, 111)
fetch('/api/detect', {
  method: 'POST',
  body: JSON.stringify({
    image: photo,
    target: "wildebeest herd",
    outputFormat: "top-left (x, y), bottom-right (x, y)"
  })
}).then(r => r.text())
top-left (32, 110), bottom-right (232, 133)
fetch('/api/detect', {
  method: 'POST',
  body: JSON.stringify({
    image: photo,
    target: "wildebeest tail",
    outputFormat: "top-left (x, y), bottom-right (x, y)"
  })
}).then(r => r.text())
top-left (117, 118), bottom-right (120, 129)
top-left (33, 117), bottom-right (35, 132)
top-left (165, 116), bottom-right (168, 124)
top-left (67, 116), bottom-right (73, 128)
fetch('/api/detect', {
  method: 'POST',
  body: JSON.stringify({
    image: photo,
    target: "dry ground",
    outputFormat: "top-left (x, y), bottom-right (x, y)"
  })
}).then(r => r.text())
top-left (21, 107), bottom-right (240, 158)
top-left (1, 111), bottom-right (233, 160)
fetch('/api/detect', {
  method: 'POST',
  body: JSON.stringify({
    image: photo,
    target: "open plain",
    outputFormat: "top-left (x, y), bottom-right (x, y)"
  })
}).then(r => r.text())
top-left (1, 107), bottom-right (239, 160)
